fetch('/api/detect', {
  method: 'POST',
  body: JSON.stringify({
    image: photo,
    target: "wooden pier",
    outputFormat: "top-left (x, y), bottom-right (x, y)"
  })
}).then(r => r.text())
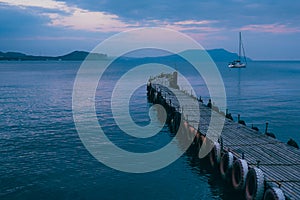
top-left (147, 72), bottom-right (300, 200)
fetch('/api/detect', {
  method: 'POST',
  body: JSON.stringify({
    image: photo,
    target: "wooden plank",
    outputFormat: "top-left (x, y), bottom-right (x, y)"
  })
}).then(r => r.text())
top-left (150, 75), bottom-right (300, 199)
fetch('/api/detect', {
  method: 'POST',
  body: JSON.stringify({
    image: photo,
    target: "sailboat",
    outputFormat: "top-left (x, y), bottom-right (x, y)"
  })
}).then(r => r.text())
top-left (228, 32), bottom-right (247, 68)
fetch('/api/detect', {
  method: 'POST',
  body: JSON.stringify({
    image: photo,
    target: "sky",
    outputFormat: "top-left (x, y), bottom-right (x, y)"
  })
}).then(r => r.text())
top-left (0, 0), bottom-right (300, 60)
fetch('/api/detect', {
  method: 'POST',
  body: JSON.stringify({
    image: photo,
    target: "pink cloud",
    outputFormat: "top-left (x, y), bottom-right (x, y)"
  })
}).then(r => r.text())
top-left (174, 20), bottom-right (218, 26)
top-left (44, 8), bottom-right (139, 32)
top-left (0, 0), bottom-right (223, 34)
top-left (240, 23), bottom-right (300, 34)
top-left (0, 0), bottom-right (138, 33)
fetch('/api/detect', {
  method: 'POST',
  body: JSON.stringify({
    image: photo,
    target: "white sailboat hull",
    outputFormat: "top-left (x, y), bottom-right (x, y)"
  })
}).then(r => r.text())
top-left (228, 63), bottom-right (246, 68)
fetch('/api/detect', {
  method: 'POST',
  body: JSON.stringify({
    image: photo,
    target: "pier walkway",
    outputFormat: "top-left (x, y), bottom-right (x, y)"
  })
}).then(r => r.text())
top-left (148, 73), bottom-right (300, 200)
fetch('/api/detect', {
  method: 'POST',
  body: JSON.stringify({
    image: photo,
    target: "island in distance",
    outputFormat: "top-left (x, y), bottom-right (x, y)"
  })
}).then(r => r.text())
top-left (0, 51), bottom-right (108, 61)
top-left (0, 49), bottom-right (252, 62)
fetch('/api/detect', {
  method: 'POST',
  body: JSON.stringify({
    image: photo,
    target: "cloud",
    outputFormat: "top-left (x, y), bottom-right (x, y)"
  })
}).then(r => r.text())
top-left (141, 19), bottom-right (222, 33)
top-left (0, 0), bottom-right (138, 32)
top-left (2, 36), bottom-right (94, 41)
top-left (44, 9), bottom-right (139, 32)
top-left (0, 0), bottom-right (225, 34)
top-left (0, 0), bottom-right (71, 11)
top-left (240, 23), bottom-right (300, 34)
top-left (167, 25), bottom-right (222, 32)
top-left (173, 20), bottom-right (218, 26)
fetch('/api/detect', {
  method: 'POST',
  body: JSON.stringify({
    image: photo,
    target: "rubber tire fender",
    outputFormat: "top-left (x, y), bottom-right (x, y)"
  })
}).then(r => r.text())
top-left (263, 187), bottom-right (285, 200)
top-left (220, 152), bottom-right (234, 180)
top-left (245, 167), bottom-right (265, 200)
top-left (209, 142), bottom-right (221, 168)
top-left (232, 159), bottom-right (249, 190)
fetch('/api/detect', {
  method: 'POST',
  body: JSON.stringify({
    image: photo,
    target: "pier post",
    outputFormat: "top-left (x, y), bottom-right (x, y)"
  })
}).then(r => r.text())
top-left (173, 71), bottom-right (178, 85)
top-left (198, 96), bottom-right (203, 103)
top-left (170, 71), bottom-right (179, 89)
top-left (265, 122), bottom-right (269, 134)
top-left (256, 160), bottom-right (261, 168)
top-left (207, 99), bottom-right (212, 108)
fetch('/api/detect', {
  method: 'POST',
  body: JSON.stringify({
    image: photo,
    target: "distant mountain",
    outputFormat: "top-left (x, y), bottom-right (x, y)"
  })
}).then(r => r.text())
top-left (0, 51), bottom-right (107, 61)
top-left (0, 48), bottom-right (251, 62)
top-left (56, 51), bottom-right (108, 61)
top-left (0, 51), bottom-right (51, 61)
top-left (180, 48), bottom-right (252, 62)
top-left (208, 48), bottom-right (252, 62)
top-left (118, 48), bottom-right (252, 62)
top-left (57, 51), bottom-right (90, 61)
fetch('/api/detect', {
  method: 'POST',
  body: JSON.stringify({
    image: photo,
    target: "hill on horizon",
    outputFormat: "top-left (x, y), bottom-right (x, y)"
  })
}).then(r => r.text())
top-left (0, 48), bottom-right (251, 62)
top-left (181, 48), bottom-right (252, 62)
top-left (0, 51), bottom-right (108, 61)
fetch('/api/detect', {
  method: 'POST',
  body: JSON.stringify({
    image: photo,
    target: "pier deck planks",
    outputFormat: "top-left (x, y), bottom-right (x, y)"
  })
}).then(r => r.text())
top-left (151, 78), bottom-right (300, 200)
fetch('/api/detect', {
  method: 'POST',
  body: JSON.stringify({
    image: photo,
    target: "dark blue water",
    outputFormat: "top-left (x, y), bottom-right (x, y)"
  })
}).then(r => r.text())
top-left (0, 60), bottom-right (300, 199)
top-left (220, 61), bottom-right (300, 143)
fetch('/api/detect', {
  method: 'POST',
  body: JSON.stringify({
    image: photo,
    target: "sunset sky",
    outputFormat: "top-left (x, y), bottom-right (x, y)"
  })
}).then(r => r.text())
top-left (1, 0), bottom-right (300, 60)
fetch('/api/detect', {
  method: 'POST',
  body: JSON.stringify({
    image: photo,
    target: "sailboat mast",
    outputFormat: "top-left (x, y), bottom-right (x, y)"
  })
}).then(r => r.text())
top-left (238, 32), bottom-right (241, 61)
top-left (228, 32), bottom-right (246, 68)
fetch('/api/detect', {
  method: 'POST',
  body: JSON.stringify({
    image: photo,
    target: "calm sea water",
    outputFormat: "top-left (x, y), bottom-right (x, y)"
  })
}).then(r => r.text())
top-left (0, 60), bottom-right (300, 199)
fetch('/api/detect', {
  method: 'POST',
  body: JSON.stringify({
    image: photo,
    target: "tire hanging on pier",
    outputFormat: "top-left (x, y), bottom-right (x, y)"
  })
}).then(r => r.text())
top-left (232, 159), bottom-right (249, 190)
top-left (169, 118), bottom-right (175, 133)
top-left (245, 167), bottom-right (265, 200)
top-left (195, 133), bottom-right (201, 148)
top-left (220, 151), bottom-right (234, 180)
top-left (152, 92), bottom-right (157, 103)
top-left (209, 142), bottom-right (221, 168)
top-left (263, 187), bottom-right (285, 200)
